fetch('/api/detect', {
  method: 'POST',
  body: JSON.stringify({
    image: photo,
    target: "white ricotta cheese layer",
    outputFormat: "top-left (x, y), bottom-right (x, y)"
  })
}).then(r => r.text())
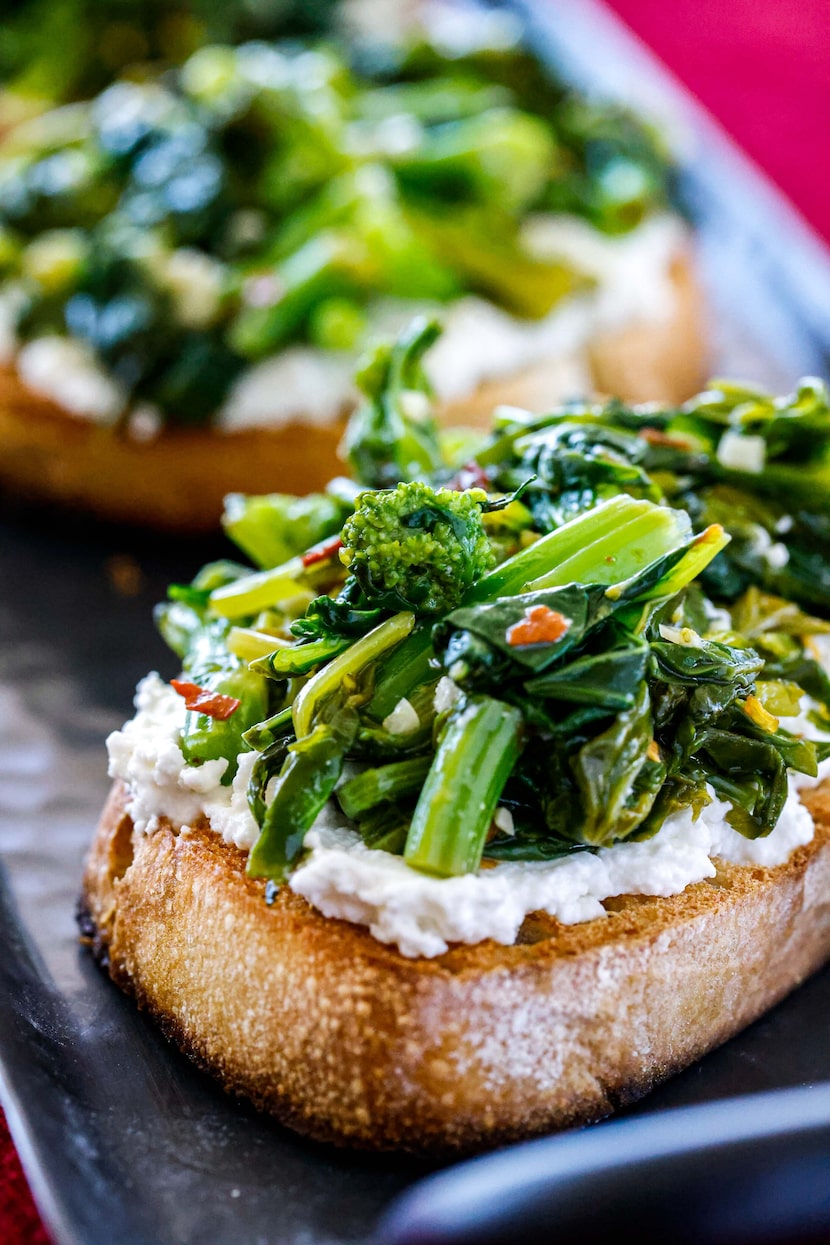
top-left (291, 783), bottom-right (815, 958)
top-left (107, 669), bottom-right (830, 959)
top-left (18, 335), bottom-right (127, 424)
top-left (106, 674), bottom-right (260, 850)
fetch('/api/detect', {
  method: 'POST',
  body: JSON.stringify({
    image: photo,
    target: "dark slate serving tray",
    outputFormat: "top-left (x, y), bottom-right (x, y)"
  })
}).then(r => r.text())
top-left (2, 3), bottom-right (830, 1243)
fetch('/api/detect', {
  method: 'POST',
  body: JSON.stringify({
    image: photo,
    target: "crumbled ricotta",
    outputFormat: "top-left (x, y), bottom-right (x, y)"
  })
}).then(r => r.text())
top-left (217, 347), bottom-right (355, 430)
top-left (708, 776), bottom-right (815, 865)
top-left (162, 248), bottom-right (226, 329)
top-left (779, 698), bottom-right (830, 792)
top-left (18, 335), bottom-right (127, 424)
top-left (106, 674), bottom-right (259, 849)
top-left (520, 211), bottom-right (679, 323)
top-left (743, 526), bottom-right (790, 571)
top-left (764, 541), bottom-right (790, 570)
top-left (434, 676), bottom-right (462, 715)
top-left (382, 697), bottom-right (420, 736)
top-left (716, 431), bottom-right (766, 474)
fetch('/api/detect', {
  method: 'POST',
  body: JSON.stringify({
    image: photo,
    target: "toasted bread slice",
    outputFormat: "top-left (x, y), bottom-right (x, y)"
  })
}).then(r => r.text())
top-left (0, 365), bottom-right (351, 533)
top-left (80, 777), bottom-right (830, 1155)
top-left (1, 254), bottom-right (705, 531)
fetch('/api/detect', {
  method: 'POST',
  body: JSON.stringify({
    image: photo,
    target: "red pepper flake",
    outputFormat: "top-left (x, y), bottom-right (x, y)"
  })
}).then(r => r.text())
top-left (638, 427), bottom-right (694, 450)
top-left (506, 605), bottom-right (571, 648)
top-left (170, 679), bottom-right (241, 720)
top-left (302, 537), bottom-right (343, 568)
top-left (446, 461), bottom-right (491, 492)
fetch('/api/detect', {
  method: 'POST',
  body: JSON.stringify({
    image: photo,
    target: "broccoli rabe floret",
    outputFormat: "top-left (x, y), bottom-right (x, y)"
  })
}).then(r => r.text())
top-left (340, 316), bottom-right (443, 490)
top-left (340, 479), bottom-right (495, 614)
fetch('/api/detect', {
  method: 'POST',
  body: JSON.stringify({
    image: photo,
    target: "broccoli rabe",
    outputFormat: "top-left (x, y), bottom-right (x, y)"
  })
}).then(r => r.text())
top-left (340, 479), bottom-right (496, 614)
top-left (0, 25), bottom-right (676, 429)
top-left (481, 377), bottom-right (830, 613)
top-left (222, 488), bottom-right (352, 570)
top-left (148, 318), bottom-right (830, 888)
top-left (341, 316), bottom-right (444, 490)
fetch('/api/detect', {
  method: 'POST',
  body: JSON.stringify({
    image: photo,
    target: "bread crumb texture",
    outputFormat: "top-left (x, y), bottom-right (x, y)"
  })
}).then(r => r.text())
top-left (80, 780), bottom-right (830, 1154)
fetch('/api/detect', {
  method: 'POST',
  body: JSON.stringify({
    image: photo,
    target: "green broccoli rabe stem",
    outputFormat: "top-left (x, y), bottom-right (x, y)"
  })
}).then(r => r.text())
top-left (341, 315), bottom-right (444, 489)
top-left (357, 78), bottom-right (510, 126)
top-left (356, 802), bottom-right (413, 854)
top-left (209, 531), bottom-right (346, 619)
top-left (251, 634), bottom-right (352, 678)
top-left (404, 696), bottom-right (523, 877)
top-left (362, 622), bottom-right (435, 724)
top-left (227, 627), bottom-right (292, 663)
top-left (337, 754), bottom-right (432, 820)
top-left (222, 490), bottom-right (349, 570)
top-left (155, 600), bottom-right (211, 662)
top-left (713, 462), bottom-right (830, 510)
top-left (209, 557), bottom-right (305, 618)
top-left (247, 722), bottom-right (350, 882)
top-left (392, 108), bottom-right (557, 215)
top-left (526, 508), bottom-right (689, 592)
top-left (228, 231), bottom-right (369, 359)
top-left (179, 667), bottom-right (269, 782)
top-left (310, 296), bottom-right (367, 350)
top-left (468, 495), bottom-right (651, 599)
top-left (405, 206), bottom-right (579, 319)
top-left (242, 705), bottom-right (294, 752)
top-left (292, 610), bottom-right (415, 739)
top-left (610, 524), bottom-right (730, 633)
top-left (493, 498), bottom-right (690, 596)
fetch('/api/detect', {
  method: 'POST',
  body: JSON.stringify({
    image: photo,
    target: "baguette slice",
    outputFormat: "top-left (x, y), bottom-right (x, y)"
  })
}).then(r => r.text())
top-left (1, 254), bottom-right (704, 531)
top-left (80, 777), bottom-right (830, 1155)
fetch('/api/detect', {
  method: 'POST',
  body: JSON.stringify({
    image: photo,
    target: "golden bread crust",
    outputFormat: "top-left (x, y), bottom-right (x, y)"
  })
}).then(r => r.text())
top-left (1, 253), bottom-right (706, 529)
top-left (0, 366), bottom-right (349, 532)
top-left (81, 778), bottom-right (830, 1154)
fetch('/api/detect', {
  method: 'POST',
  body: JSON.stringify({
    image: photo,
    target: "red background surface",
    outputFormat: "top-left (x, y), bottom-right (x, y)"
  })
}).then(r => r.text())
top-left (2, 2), bottom-right (829, 1241)
top-left (607, 0), bottom-right (830, 241)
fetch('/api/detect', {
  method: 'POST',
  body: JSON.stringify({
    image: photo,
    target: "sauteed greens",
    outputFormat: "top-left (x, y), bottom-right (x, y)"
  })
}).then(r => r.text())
top-left (1, 1), bottom-right (339, 109)
top-left (155, 322), bottom-right (830, 883)
top-left (0, 15), bottom-right (673, 426)
top-left (478, 377), bottom-right (830, 613)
